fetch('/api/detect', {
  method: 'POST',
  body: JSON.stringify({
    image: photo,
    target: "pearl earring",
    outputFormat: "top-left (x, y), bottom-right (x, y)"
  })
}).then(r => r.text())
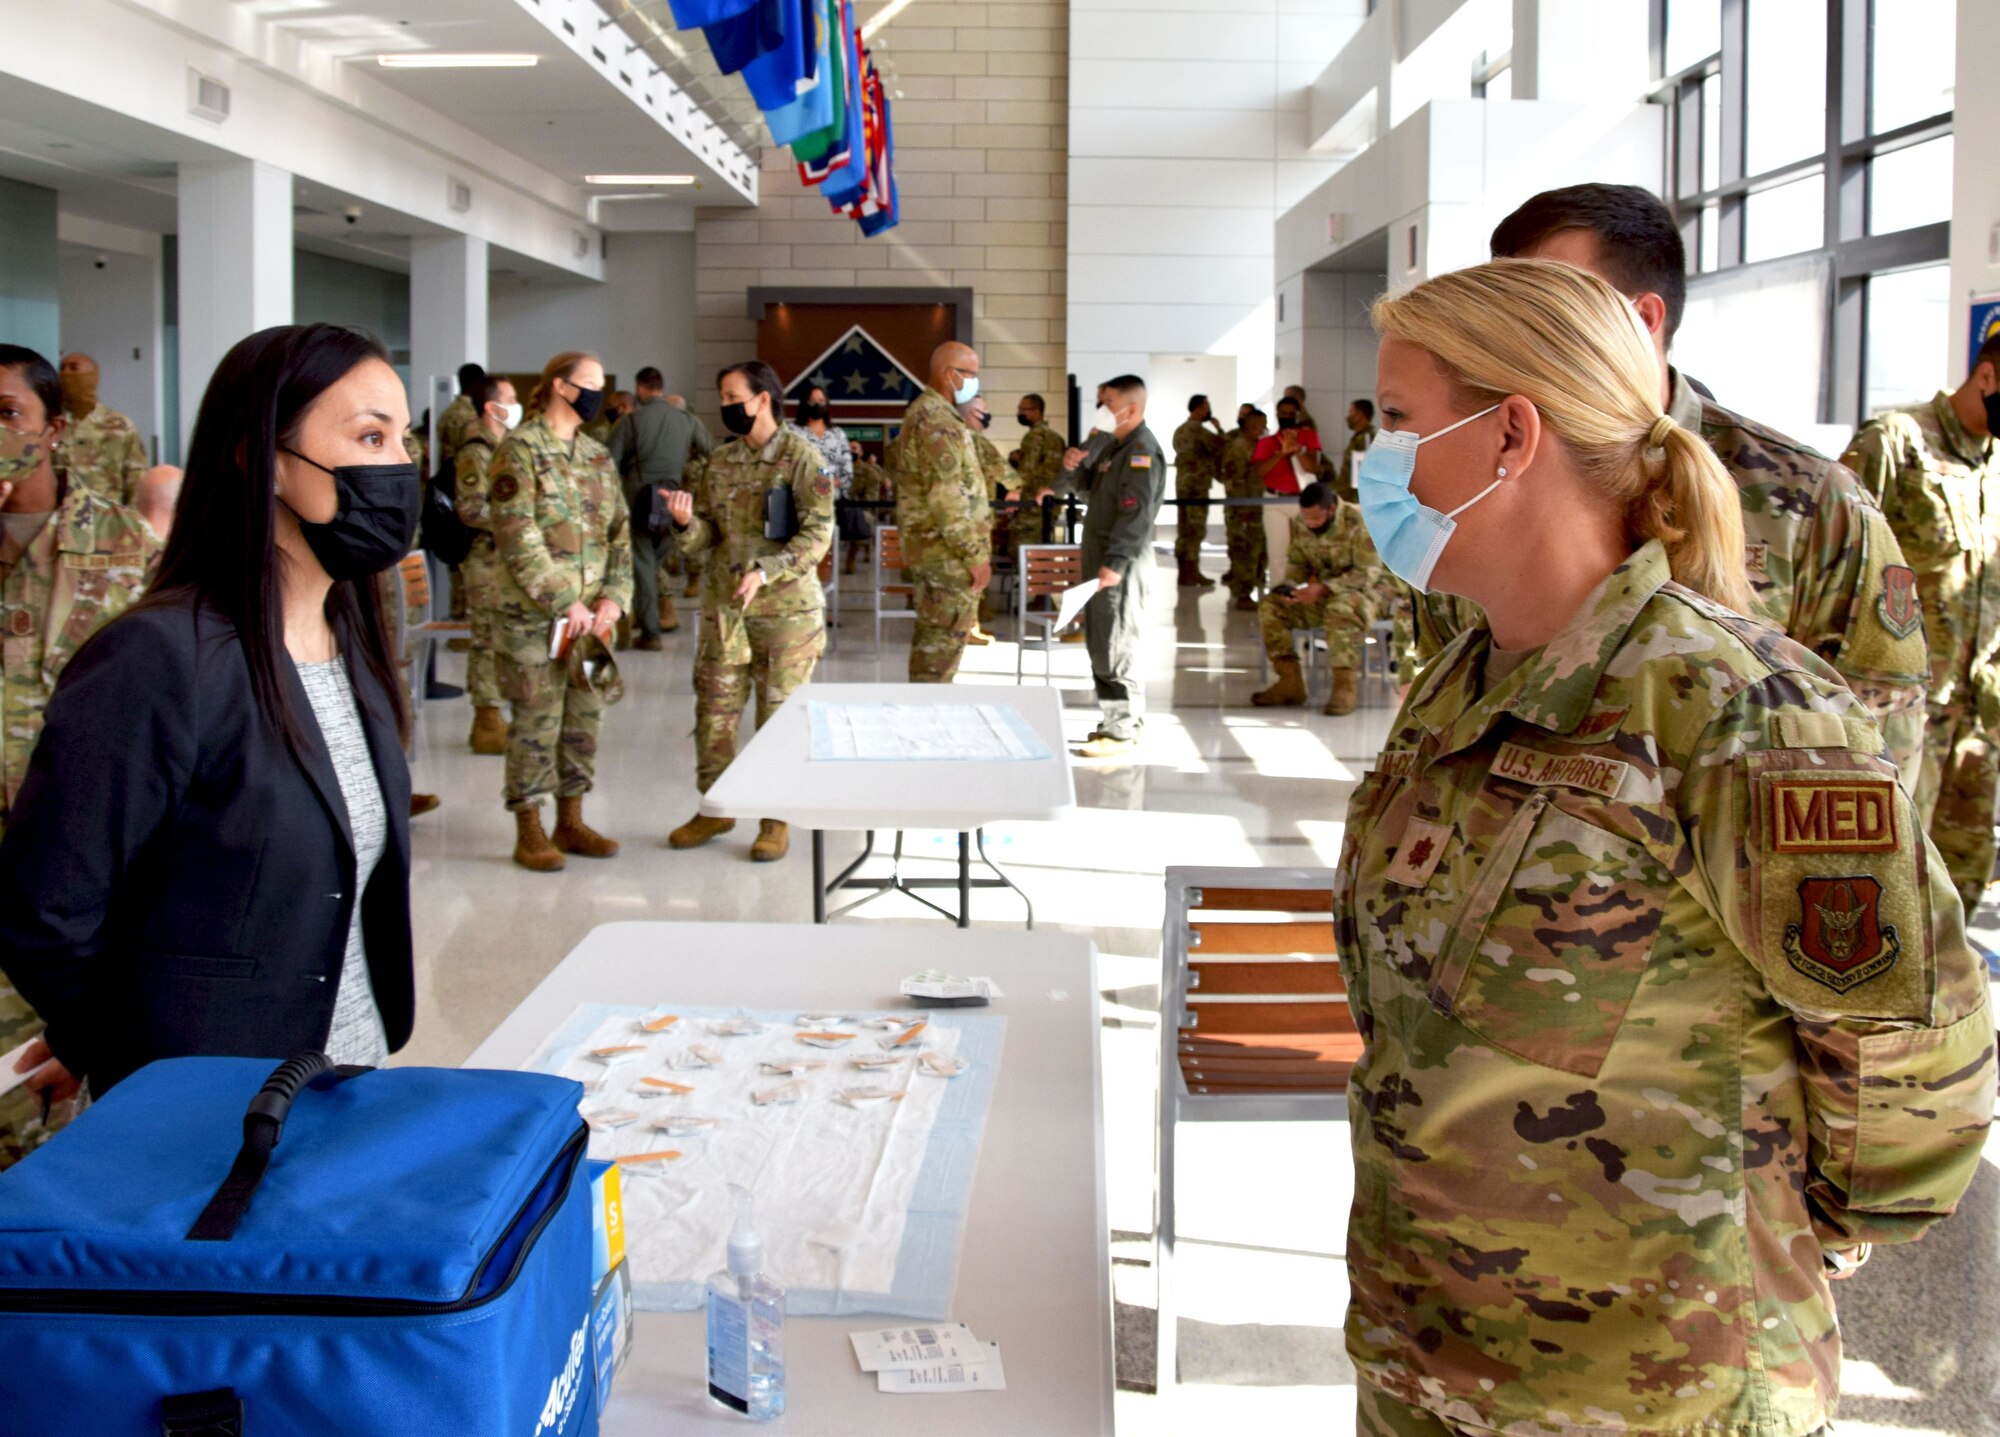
top-left (1496, 466), bottom-right (1508, 478)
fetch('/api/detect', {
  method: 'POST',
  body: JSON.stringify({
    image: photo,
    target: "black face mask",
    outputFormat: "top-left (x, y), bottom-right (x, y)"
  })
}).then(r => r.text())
top-left (720, 401), bottom-right (758, 437)
top-left (1984, 391), bottom-right (2000, 440)
top-left (1277, 415), bottom-right (1299, 431)
top-left (800, 402), bottom-right (828, 422)
top-left (282, 449), bottom-right (422, 582)
top-left (565, 382), bottom-right (606, 424)
top-left (1016, 412), bottom-right (1033, 427)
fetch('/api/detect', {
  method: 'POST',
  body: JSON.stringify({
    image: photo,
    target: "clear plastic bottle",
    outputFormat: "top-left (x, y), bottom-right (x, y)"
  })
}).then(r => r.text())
top-left (705, 1185), bottom-right (786, 1421)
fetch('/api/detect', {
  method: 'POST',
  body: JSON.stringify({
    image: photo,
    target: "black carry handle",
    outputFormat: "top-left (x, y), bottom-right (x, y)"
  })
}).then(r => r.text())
top-left (161, 1386), bottom-right (242, 1436)
top-left (185, 1053), bottom-right (367, 1242)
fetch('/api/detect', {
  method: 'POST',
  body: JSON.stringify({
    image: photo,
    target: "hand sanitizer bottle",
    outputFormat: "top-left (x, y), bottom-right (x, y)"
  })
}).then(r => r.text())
top-left (706, 1185), bottom-right (786, 1420)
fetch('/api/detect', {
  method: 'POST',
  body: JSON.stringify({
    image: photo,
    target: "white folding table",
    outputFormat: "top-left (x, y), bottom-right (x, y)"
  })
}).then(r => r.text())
top-left (465, 921), bottom-right (1112, 1436)
top-left (699, 683), bottom-right (1077, 926)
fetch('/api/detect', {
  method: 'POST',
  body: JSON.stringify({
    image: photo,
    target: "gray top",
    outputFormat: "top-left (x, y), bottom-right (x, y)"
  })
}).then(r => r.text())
top-left (608, 396), bottom-right (716, 496)
top-left (786, 421), bottom-right (855, 495)
top-left (295, 657), bottom-right (390, 1068)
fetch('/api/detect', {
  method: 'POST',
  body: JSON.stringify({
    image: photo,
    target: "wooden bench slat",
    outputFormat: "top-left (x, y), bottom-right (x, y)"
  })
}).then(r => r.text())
top-left (1190, 921), bottom-right (1335, 956)
top-left (1189, 886), bottom-right (1332, 913)
top-left (1178, 1002), bottom-right (1355, 1036)
top-left (1184, 1072), bottom-right (1353, 1095)
top-left (1180, 1051), bottom-right (1360, 1076)
top-left (1190, 961), bottom-right (1346, 996)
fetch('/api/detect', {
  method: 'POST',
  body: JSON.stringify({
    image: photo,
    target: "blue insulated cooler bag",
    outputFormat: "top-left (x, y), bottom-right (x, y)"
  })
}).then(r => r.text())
top-left (0, 1054), bottom-right (598, 1437)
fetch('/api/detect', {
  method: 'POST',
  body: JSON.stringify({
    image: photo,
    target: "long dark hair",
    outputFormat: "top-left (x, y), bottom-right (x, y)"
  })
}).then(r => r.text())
top-left (134, 323), bottom-right (409, 754)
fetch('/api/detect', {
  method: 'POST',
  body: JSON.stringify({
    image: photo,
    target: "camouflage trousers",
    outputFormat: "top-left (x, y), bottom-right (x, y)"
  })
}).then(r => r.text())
top-left (695, 609), bottom-right (825, 792)
top-left (1914, 704), bottom-right (2000, 916)
top-left (1258, 588), bottom-right (1374, 668)
top-left (909, 572), bottom-right (980, 684)
top-left (497, 630), bottom-right (604, 809)
top-left (0, 985), bottom-right (85, 1172)
top-left (461, 540), bottom-right (502, 710)
top-left (1174, 476), bottom-right (1210, 563)
top-left (1223, 499), bottom-right (1264, 597)
top-left (1352, 1384), bottom-right (1819, 1437)
top-left (1010, 495), bottom-right (1052, 557)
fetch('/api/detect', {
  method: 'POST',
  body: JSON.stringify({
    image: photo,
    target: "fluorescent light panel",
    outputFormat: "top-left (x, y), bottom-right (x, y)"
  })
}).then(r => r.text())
top-left (584, 174), bottom-right (698, 185)
top-left (376, 53), bottom-right (540, 69)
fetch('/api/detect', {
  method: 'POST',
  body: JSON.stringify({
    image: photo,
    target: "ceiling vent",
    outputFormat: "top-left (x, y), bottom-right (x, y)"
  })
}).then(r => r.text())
top-left (188, 70), bottom-right (230, 124)
top-left (447, 178), bottom-right (473, 214)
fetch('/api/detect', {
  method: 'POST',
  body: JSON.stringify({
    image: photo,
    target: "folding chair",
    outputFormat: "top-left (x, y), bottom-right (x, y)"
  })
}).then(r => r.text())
top-left (1014, 543), bottom-right (1084, 684)
top-left (1361, 618), bottom-right (1397, 695)
top-left (1155, 866), bottom-right (1357, 1391)
top-left (872, 525), bottom-right (918, 649)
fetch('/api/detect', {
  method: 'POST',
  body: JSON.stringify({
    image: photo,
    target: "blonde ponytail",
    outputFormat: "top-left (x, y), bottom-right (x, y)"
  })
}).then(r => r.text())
top-left (529, 350), bottom-right (595, 416)
top-left (1372, 259), bottom-right (1751, 615)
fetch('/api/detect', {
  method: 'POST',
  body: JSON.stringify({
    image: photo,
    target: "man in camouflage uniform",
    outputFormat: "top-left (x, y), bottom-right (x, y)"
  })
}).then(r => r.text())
top-left (1172, 396), bottom-right (1225, 588)
top-left (0, 401), bottom-right (158, 1169)
top-left (55, 354), bottom-right (147, 506)
top-left (454, 375), bottom-right (517, 755)
top-left (847, 440), bottom-right (888, 574)
top-left (893, 342), bottom-right (991, 683)
top-left (486, 390), bottom-right (632, 871)
top-left (1336, 538), bottom-right (1993, 1437)
top-left (665, 402), bottom-right (834, 861)
top-left (1220, 407), bottom-right (1268, 610)
top-left (1840, 335), bottom-right (2000, 916)
top-left (435, 364), bottom-right (485, 481)
top-left (1335, 398), bottom-right (1378, 504)
top-left (1409, 185), bottom-right (1932, 780)
top-left (1249, 482), bottom-right (1379, 715)
top-left (1009, 393), bottom-right (1066, 557)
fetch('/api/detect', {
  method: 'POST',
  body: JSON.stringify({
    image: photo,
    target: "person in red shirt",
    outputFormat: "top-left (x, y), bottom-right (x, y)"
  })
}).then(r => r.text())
top-left (1250, 395), bottom-right (1321, 586)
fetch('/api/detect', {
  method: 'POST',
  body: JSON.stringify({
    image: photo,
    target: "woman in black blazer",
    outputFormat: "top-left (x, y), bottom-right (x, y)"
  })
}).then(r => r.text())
top-left (0, 324), bottom-right (424, 1095)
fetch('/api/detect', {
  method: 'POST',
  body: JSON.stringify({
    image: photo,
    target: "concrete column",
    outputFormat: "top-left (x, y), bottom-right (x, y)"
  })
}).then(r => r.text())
top-left (177, 159), bottom-right (292, 442)
top-left (409, 233), bottom-right (488, 432)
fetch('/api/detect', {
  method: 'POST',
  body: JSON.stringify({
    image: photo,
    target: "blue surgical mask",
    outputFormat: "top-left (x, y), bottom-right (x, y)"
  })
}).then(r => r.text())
top-left (1355, 404), bottom-right (1503, 593)
top-left (954, 374), bottom-right (980, 404)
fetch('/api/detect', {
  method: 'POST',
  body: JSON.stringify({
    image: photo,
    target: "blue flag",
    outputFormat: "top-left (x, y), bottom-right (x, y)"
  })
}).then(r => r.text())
top-left (814, 21), bottom-right (869, 208)
top-left (668, 0), bottom-right (758, 26)
top-left (739, 0), bottom-right (818, 111)
top-left (763, 0), bottom-right (837, 147)
top-left (700, 0), bottom-right (787, 76)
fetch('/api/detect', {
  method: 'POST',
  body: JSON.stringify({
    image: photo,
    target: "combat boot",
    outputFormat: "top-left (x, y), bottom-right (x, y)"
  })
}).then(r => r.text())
top-left (669, 813), bottom-right (736, 850)
top-left (658, 593), bottom-right (680, 633)
top-left (1252, 656), bottom-right (1307, 707)
top-left (750, 820), bottom-right (790, 862)
top-left (683, 573), bottom-right (701, 598)
top-left (513, 806), bottom-right (566, 872)
top-left (1323, 667), bottom-right (1360, 716)
top-left (469, 706), bottom-right (507, 755)
top-left (1177, 559), bottom-right (1213, 589)
top-left (1232, 591), bottom-right (1258, 612)
top-left (552, 795), bottom-right (620, 858)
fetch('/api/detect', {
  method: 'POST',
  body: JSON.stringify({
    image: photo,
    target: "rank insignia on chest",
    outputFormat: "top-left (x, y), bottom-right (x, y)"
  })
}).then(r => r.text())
top-left (1783, 875), bottom-right (1900, 992)
top-left (491, 475), bottom-right (519, 503)
top-left (1877, 564), bottom-right (1920, 638)
top-left (1768, 777), bottom-right (1897, 852)
top-left (1744, 539), bottom-right (1771, 577)
top-left (1385, 817), bottom-right (1451, 888)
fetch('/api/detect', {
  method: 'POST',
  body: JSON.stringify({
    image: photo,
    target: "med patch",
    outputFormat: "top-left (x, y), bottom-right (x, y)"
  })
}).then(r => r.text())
top-left (1768, 776), bottom-right (1897, 853)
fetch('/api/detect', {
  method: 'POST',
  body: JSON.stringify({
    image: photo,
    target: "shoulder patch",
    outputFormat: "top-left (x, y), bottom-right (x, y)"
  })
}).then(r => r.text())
top-left (1877, 564), bottom-right (1921, 638)
top-left (1768, 776), bottom-right (1897, 853)
top-left (1493, 742), bottom-right (1630, 798)
top-left (491, 474), bottom-right (520, 503)
top-left (1120, 493), bottom-right (1138, 510)
top-left (1783, 876), bottom-right (1901, 992)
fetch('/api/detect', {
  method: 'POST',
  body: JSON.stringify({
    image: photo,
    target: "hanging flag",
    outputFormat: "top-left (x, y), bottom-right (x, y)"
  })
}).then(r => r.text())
top-left (790, 0), bottom-right (853, 165)
top-left (700, 0), bottom-right (788, 74)
top-left (667, 0), bottom-right (758, 25)
top-left (824, 49), bottom-right (882, 212)
top-left (801, 3), bottom-right (866, 198)
top-left (763, 0), bottom-right (837, 147)
top-left (855, 80), bottom-right (897, 235)
top-left (740, 0), bottom-right (819, 112)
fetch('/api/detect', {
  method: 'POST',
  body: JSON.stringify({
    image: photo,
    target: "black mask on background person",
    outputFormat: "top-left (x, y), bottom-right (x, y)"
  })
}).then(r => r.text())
top-left (1985, 390), bottom-right (2000, 439)
top-left (1016, 411), bottom-right (1032, 427)
top-left (565, 381), bottom-right (606, 424)
top-left (800, 402), bottom-right (828, 422)
top-left (1277, 415), bottom-right (1299, 431)
top-left (720, 400), bottom-right (759, 437)
top-left (281, 449), bottom-right (422, 581)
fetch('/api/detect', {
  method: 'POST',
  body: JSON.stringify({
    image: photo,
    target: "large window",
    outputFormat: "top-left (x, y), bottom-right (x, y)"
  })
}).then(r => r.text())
top-left (1655, 0), bottom-right (1955, 426)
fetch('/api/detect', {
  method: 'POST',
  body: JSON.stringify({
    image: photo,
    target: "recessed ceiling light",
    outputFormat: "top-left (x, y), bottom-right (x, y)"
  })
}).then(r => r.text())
top-left (584, 174), bottom-right (698, 185)
top-left (376, 53), bottom-right (540, 69)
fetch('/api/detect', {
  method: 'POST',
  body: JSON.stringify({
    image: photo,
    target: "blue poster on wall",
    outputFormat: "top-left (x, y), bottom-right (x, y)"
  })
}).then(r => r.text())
top-left (1970, 294), bottom-right (2000, 372)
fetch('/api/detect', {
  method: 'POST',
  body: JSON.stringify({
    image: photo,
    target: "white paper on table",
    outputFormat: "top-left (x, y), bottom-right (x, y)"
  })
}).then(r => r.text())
top-left (0, 1036), bottom-right (38, 1099)
top-left (850, 1322), bottom-right (981, 1372)
top-left (877, 1342), bottom-right (1007, 1392)
top-left (808, 703), bottom-right (1048, 762)
top-left (1053, 578), bottom-right (1100, 632)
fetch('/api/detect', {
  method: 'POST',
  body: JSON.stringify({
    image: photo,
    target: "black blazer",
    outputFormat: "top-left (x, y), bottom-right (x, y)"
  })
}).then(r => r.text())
top-left (0, 590), bottom-right (414, 1092)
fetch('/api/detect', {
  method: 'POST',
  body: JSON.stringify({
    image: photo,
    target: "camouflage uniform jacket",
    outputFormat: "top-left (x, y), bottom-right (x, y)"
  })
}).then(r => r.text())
top-left (1219, 431), bottom-right (1262, 499)
top-left (675, 428), bottom-right (835, 626)
top-left (486, 416), bottom-right (633, 628)
top-left (435, 393), bottom-right (480, 479)
top-left (455, 431), bottom-right (500, 555)
top-left (56, 404), bottom-right (147, 507)
top-left (1080, 424), bottom-right (1167, 575)
top-left (892, 388), bottom-right (990, 579)
top-left (1416, 372), bottom-right (1932, 769)
top-left (1335, 539), bottom-right (1993, 1436)
top-left (1282, 502), bottom-right (1377, 595)
top-left (1338, 422), bottom-right (1378, 493)
top-left (973, 431), bottom-right (1010, 497)
top-left (851, 458), bottom-right (890, 504)
top-left (1173, 418), bottom-right (1226, 486)
top-left (0, 483), bottom-right (158, 817)
top-left (1015, 421), bottom-right (1067, 500)
top-left (1840, 389), bottom-right (2000, 715)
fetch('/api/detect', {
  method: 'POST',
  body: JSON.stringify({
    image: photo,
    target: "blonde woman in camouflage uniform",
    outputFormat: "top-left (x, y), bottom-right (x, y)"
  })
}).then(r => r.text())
top-left (1338, 260), bottom-right (1991, 1437)
top-left (0, 346), bottom-right (158, 1169)
top-left (487, 352), bottom-right (631, 872)
top-left (663, 360), bottom-right (833, 862)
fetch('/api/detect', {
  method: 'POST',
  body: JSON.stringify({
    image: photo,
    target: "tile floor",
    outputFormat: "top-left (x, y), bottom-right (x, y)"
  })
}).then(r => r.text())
top-left (401, 538), bottom-right (2000, 1437)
